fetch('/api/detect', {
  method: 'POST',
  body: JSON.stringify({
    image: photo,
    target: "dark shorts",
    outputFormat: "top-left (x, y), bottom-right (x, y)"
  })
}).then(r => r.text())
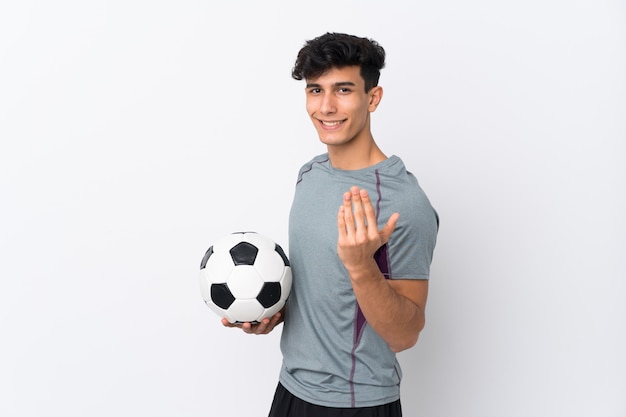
top-left (267, 383), bottom-right (403, 417)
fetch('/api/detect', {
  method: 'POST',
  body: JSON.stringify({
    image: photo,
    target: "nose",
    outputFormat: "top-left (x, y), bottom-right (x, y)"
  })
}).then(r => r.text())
top-left (319, 93), bottom-right (336, 115)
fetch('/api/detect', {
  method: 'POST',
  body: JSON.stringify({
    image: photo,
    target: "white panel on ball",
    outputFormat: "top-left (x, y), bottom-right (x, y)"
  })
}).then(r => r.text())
top-left (227, 266), bottom-right (264, 299)
top-left (226, 299), bottom-right (265, 324)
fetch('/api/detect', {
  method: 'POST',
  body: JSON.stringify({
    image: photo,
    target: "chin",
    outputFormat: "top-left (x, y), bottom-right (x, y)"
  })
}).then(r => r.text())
top-left (317, 131), bottom-right (349, 145)
top-left (319, 137), bottom-right (349, 146)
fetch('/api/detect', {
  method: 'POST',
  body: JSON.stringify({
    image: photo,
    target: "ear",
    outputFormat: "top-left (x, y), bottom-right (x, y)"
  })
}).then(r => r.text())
top-left (368, 86), bottom-right (383, 112)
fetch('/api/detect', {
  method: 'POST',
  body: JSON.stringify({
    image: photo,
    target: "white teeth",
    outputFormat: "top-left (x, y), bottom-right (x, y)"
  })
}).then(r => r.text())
top-left (321, 120), bottom-right (343, 126)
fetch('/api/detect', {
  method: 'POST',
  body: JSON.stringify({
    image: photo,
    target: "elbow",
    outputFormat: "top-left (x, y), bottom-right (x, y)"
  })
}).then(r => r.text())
top-left (389, 332), bottom-right (420, 353)
top-left (389, 319), bottom-right (425, 353)
top-left (389, 338), bottom-right (417, 353)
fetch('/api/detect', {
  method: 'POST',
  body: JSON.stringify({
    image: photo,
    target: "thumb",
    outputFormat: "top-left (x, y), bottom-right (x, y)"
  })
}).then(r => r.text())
top-left (379, 212), bottom-right (400, 244)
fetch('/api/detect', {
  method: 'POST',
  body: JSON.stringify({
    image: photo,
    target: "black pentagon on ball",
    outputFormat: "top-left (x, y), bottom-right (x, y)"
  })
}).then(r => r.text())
top-left (274, 243), bottom-right (290, 266)
top-left (210, 283), bottom-right (235, 309)
top-left (230, 241), bottom-right (258, 266)
top-left (200, 246), bottom-right (214, 269)
top-left (256, 282), bottom-right (282, 308)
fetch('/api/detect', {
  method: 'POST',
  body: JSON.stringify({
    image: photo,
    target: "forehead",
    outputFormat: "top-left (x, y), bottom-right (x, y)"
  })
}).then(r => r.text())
top-left (306, 66), bottom-right (364, 87)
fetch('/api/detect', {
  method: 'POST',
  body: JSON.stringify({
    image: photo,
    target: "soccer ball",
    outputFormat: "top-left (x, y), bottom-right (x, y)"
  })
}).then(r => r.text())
top-left (199, 232), bottom-right (292, 324)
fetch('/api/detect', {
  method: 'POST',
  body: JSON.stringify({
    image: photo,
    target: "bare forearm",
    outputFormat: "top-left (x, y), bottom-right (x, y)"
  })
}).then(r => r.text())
top-left (336, 186), bottom-right (427, 352)
top-left (347, 260), bottom-right (425, 352)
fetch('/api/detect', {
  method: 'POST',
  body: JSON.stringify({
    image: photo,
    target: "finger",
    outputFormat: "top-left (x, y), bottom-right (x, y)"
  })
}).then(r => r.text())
top-left (350, 187), bottom-right (366, 234)
top-left (260, 313), bottom-right (281, 335)
top-left (380, 212), bottom-right (400, 244)
top-left (221, 317), bottom-right (240, 328)
top-left (241, 322), bottom-right (254, 333)
top-left (252, 318), bottom-right (270, 334)
top-left (342, 191), bottom-right (355, 237)
top-left (359, 188), bottom-right (378, 236)
top-left (269, 311), bottom-right (282, 327)
top-left (338, 204), bottom-right (347, 238)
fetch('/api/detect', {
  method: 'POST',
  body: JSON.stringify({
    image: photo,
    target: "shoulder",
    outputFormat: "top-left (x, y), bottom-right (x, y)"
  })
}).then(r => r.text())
top-left (298, 153), bottom-right (329, 170)
top-left (296, 153), bottom-right (330, 183)
top-left (379, 156), bottom-right (439, 229)
top-left (377, 157), bottom-right (428, 199)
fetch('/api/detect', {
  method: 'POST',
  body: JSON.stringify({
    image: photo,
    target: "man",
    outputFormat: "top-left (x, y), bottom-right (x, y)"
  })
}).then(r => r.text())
top-left (223, 32), bottom-right (439, 416)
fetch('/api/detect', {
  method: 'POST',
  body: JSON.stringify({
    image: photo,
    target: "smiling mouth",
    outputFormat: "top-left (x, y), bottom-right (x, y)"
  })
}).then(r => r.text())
top-left (319, 120), bottom-right (345, 127)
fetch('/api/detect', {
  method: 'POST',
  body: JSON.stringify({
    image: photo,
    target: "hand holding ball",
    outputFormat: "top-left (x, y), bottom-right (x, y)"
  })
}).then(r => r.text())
top-left (199, 232), bottom-right (292, 324)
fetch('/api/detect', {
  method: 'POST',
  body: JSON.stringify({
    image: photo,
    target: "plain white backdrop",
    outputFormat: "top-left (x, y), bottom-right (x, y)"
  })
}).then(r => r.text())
top-left (1, 1), bottom-right (624, 416)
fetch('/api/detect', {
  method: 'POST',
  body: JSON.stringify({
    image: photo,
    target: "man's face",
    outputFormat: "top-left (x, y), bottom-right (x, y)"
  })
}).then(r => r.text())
top-left (305, 66), bottom-right (381, 148)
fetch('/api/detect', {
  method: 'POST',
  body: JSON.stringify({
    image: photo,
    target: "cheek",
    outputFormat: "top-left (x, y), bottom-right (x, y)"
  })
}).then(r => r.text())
top-left (348, 103), bottom-right (369, 124)
top-left (305, 97), bottom-right (317, 115)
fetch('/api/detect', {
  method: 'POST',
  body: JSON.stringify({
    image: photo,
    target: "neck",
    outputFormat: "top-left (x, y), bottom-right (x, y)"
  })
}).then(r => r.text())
top-left (328, 140), bottom-right (387, 170)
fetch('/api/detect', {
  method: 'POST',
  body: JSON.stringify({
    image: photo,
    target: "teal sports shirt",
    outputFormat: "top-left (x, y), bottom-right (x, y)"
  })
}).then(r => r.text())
top-left (279, 154), bottom-right (439, 408)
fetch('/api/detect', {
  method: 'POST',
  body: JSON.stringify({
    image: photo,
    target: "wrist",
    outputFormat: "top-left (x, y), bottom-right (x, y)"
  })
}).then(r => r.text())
top-left (345, 258), bottom-right (383, 283)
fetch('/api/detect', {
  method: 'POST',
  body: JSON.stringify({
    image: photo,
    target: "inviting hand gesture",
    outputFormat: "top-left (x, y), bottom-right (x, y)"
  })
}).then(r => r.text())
top-left (337, 186), bottom-right (399, 275)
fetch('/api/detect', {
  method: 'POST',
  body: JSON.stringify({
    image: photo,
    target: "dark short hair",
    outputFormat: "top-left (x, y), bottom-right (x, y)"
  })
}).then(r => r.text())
top-left (291, 32), bottom-right (386, 92)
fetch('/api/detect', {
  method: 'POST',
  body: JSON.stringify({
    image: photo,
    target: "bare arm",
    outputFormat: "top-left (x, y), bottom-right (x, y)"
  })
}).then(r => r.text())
top-left (338, 186), bottom-right (428, 352)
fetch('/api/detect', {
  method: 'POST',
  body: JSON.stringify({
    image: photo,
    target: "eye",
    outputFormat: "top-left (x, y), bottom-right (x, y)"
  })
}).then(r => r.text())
top-left (337, 87), bottom-right (352, 94)
top-left (308, 88), bottom-right (322, 94)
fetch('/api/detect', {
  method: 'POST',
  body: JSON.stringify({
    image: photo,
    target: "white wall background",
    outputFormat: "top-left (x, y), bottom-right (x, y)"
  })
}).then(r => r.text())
top-left (1, 1), bottom-right (624, 416)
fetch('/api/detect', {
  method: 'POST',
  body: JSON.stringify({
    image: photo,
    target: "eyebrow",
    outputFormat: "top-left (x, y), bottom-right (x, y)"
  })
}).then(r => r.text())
top-left (306, 81), bottom-right (357, 89)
